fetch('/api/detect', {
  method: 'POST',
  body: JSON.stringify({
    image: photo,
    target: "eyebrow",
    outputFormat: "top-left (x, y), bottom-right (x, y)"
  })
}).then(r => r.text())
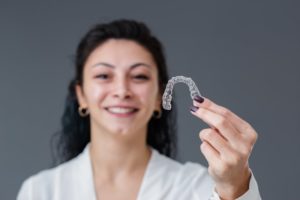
top-left (92, 62), bottom-right (151, 69)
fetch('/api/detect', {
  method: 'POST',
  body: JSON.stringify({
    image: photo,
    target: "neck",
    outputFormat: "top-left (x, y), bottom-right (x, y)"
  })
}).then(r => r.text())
top-left (89, 124), bottom-right (151, 182)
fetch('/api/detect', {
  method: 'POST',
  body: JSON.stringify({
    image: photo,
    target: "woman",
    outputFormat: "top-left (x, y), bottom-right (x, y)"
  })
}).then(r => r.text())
top-left (17, 19), bottom-right (261, 200)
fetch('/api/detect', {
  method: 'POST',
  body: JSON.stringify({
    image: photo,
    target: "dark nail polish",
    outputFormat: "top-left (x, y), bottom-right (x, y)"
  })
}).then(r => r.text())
top-left (190, 105), bottom-right (199, 112)
top-left (193, 95), bottom-right (204, 103)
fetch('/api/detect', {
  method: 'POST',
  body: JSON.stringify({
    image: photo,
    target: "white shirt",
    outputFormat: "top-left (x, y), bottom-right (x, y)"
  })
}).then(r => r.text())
top-left (17, 144), bottom-right (261, 200)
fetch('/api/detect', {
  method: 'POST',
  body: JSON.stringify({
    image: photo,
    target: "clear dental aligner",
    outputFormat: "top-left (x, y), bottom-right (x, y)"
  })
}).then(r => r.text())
top-left (162, 76), bottom-right (202, 110)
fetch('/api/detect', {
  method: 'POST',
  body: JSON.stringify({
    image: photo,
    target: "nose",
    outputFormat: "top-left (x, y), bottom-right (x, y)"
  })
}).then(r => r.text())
top-left (112, 78), bottom-right (132, 100)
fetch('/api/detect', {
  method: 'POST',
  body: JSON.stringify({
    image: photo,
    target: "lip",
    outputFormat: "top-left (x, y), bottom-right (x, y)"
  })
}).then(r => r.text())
top-left (104, 105), bottom-right (139, 118)
top-left (105, 105), bottom-right (139, 109)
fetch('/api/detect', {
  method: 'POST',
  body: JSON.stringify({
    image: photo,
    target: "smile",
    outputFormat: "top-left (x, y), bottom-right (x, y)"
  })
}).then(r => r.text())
top-left (105, 107), bottom-right (139, 115)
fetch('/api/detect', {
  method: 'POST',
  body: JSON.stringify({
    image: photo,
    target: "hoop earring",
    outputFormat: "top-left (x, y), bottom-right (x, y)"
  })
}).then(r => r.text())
top-left (153, 110), bottom-right (162, 119)
top-left (78, 106), bottom-right (89, 117)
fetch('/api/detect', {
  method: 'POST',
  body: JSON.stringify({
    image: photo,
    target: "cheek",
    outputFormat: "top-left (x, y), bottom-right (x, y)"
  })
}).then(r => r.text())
top-left (84, 83), bottom-right (107, 104)
top-left (136, 84), bottom-right (159, 105)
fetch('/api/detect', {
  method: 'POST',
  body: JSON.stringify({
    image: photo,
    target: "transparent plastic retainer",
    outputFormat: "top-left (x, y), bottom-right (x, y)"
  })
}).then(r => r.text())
top-left (162, 76), bottom-right (202, 110)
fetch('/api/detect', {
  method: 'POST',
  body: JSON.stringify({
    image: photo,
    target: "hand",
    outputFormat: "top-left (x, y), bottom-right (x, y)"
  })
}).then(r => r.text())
top-left (190, 96), bottom-right (258, 199)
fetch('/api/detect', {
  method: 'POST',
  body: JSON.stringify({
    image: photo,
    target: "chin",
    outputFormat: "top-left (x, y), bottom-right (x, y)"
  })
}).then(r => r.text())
top-left (109, 126), bottom-right (133, 136)
top-left (108, 124), bottom-right (145, 139)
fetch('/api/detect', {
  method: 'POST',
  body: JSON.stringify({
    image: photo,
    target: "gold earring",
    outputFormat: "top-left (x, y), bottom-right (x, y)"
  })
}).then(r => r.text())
top-left (78, 106), bottom-right (89, 117)
top-left (153, 110), bottom-right (162, 119)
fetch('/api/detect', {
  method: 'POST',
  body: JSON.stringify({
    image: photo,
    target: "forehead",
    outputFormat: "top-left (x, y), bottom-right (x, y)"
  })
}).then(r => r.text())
top-left (84, 39), bottom-right (156, 69)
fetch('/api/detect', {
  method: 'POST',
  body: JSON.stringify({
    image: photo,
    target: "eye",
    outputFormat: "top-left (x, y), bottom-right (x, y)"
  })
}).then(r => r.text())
top-left (133, 74), bottom-right (149, 80)
top-left (95, 74), bottom-right (109, 79)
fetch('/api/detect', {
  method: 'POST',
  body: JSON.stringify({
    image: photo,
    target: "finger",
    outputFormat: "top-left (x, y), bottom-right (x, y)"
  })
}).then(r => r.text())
top-left (192, 107), bottom-right (242, 144)
top-left (200, 141), bottom-right (221, 166)
top-left (196, 97), bottom-right (259, 147)
top-left (201, 134), bottom-right (249, 177)
top-left (200, 128), bottom-right (237, 159)
top-left (198, 98), bottom-right (258, 146)
top-left (193, 97), bottom-right (251, 135)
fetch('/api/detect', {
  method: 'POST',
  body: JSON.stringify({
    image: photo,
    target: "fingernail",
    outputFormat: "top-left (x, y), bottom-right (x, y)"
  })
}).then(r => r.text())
top-left (190, 105), bottom-right (199, 112)
top-left (193, 95), bottom-right (204, 103)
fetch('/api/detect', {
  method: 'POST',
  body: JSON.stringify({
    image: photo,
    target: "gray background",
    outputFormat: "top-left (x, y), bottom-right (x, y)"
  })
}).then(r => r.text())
top-left (1, 0), bottom-right (299, 199)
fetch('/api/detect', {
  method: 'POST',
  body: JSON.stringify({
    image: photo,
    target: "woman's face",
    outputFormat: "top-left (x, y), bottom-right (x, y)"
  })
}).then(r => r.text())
top-left (76, 39), bottom-right (161, 137)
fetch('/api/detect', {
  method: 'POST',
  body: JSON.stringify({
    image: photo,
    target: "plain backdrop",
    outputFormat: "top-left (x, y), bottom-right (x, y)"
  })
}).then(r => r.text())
top-left (1, 1), bottom-right (299, 199)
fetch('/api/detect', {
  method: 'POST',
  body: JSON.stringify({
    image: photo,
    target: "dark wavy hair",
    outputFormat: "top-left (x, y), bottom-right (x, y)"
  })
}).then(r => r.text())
top-left (51, 19), bottom-right (177, 165)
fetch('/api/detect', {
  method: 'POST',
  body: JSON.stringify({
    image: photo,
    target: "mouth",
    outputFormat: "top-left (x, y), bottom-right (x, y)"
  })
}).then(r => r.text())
top-left (105, 107), bottom-right (139, 116)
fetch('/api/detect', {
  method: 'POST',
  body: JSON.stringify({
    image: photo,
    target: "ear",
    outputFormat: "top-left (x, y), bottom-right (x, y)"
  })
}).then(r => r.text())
top-left (75, 84), bottom-right (88, 108)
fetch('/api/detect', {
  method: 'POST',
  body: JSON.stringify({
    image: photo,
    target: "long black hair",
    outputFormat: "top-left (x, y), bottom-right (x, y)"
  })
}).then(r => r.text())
top-left (51, 19), bottom-right (177, 165)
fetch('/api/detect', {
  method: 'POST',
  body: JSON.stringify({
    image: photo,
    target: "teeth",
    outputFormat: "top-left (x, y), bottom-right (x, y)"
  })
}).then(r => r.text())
top-left (107, 107), bottom-right (136, 114)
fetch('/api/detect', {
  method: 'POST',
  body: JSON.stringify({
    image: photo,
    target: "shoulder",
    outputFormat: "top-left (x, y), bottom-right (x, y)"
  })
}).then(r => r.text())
top-left (17, 150), bottom-right (86, 200)
top-left (30, 157), bottom-right (78, 185)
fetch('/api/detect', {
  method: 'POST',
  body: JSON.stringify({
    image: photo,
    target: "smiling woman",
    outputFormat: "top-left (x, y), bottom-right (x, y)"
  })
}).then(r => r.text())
top-left (17, 19), bottom-right (261, 200)
top-left (55, 20), bottom-right (177, 165)
top-left (76, 38), bottom-right (166, 155)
